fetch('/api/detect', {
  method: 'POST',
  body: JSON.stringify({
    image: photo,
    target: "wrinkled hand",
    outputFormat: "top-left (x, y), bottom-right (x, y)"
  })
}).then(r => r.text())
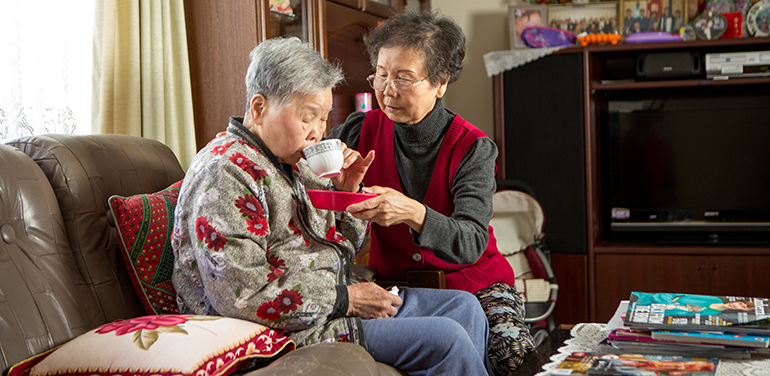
top-left (331, 142), bottom-right (374, 192)
top-left (347, 282), bottom-right (402, 319)
top-left (346, 186), bottom-right (427, 232)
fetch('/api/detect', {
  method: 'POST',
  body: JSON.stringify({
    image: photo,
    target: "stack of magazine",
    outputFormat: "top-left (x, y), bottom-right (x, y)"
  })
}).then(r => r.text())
top-left (549, 292), bottom-right (770, 375)
top-left (607, 292), bottom-right (770, 359)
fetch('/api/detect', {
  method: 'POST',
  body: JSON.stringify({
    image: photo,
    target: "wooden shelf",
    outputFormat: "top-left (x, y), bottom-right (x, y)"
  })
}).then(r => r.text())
top-left (584, 36), bottom-right (770, 53)
top-left (491, 37), bottom-right (770, 324)
top-left (591, 76), bottom-right (770, 90)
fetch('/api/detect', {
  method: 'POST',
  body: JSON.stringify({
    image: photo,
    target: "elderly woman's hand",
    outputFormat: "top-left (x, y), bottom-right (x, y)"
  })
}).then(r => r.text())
top-left (347, 282), bottom-right (402, 318)
top-left (331, 142), bottom-right (374, 192)
top-left (346, 186), bottom-right (427, 233)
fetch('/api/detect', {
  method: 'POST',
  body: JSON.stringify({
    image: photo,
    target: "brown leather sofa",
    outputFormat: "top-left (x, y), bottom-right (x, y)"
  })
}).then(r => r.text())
top-left (0, 134), bottom-right (402, 376)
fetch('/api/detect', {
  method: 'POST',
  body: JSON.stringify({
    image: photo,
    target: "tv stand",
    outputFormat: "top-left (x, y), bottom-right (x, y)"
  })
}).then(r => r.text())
top-left (492, 37), bottom-right (770, 325)
top-left (656, 233), bottom-right (770, 247)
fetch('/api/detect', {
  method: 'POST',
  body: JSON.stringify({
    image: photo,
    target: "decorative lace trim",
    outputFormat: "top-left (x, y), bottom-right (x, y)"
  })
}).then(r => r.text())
top-left (483, 47), bottom-right (568, 77)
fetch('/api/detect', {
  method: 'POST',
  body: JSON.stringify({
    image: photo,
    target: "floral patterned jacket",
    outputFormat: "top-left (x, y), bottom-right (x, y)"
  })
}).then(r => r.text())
top-left (172, 118), bottom-right (369, 348)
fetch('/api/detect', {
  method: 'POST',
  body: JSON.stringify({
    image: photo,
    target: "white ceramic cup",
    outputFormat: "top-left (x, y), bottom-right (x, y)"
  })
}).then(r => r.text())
top-left (303, 139), bottom-right (344, 179)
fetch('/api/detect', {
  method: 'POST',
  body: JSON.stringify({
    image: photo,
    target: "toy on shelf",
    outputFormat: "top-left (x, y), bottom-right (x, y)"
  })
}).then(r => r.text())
top-left (624, 31), bottom-right (683, 43)
top-left (521, 26), bottom-right (577, 47)
top-left (576, 33), bottom-right (622, 46)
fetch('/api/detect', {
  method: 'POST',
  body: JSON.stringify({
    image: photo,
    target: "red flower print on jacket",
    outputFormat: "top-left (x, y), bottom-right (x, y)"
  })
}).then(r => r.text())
top-left (257, 300), bottom-right (281, 321)
top-left (246, 217), bottom-right (269, 236)
top-left (275, 289), bottom-right (304, 313)
top-left (267, 254), bottom-right (285, 270)
top-left (210, 140), bottom-right (236, 156)
top-left (96, 315), bottom-right (188, 336)
top-left (195, 216), bottom-right (228, 251)
top-left (235, 194), bottom-right (265, 219)
top-left (288, 219), bottom-right (310, 246)
top-left (229, 152), bottom-right (250, 168)
top-left (244, 160), bottom-right (269, 181)
top-left (267, 266), bottom-right (284, 282)
top-left (325, 226), bottom-right (347, 243)
top-left (229, 152), bottom-right (269, 183)
top-left (239, 139), bottom-right (263, 155)
top-left (266, 249), bottom-right (285, 283)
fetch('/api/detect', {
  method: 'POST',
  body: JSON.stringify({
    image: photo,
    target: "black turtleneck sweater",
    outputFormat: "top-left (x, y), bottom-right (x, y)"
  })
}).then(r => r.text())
top-left (329, 99), bottom-right (498, 265)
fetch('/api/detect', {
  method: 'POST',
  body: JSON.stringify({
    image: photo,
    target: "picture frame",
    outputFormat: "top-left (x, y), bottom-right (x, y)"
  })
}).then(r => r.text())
top-left (694, 11), bottom-right (727, 39)
top-left (547, 2), bottom-right (620, 35)
top-left (619, 0), bottom-right (688, 35)
top-left (509, 4), bottom-right (548, 49)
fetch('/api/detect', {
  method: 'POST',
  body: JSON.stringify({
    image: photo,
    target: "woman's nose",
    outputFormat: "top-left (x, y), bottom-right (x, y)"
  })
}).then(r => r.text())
top-left (382, 80), bottom-right (397, 95)
top-left (311, 121), bottom-right (325, 140)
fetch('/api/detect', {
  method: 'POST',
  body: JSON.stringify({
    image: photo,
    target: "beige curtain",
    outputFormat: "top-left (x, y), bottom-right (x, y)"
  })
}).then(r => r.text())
top-left (93, 0), bottom-right (196, 170)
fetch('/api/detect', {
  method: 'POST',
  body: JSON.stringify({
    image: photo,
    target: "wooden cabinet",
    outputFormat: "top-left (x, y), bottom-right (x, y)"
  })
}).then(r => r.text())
top-left (594, 250), bottom-right (770, 322)
top-left (494, 36), bottom-right (770, 325)
top-left (184, 0), bottom-right (405, 150)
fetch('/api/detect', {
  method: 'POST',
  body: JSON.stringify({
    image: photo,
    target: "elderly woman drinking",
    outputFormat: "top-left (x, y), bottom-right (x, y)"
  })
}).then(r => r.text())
top-left (171, 37), bottom-right (493, 376)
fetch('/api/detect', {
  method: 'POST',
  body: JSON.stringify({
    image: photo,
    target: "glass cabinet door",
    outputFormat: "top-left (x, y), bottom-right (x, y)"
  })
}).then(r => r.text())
top-left (267, 0), bottom-right (305, 39)
top-left (257, 0), bottom-right (324, 54)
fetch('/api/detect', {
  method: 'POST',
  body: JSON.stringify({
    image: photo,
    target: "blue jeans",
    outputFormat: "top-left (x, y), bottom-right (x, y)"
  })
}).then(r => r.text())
top-left (362, 287), bottom-right (492, 376)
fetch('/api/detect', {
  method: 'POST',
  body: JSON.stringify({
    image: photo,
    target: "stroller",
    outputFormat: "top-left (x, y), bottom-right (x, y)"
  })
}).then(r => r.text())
top-left (490, 186), bottom-right (559, 346)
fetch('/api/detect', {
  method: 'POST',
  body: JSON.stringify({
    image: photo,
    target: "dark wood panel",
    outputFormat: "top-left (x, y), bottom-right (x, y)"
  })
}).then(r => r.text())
top-left (184, 0), bottom-right (258, 150)
top-left (709, 255), bottom-right (770, 298)
top-left (326, 1), bottom-right (383, 128)
top-left (593, 254), bottom-right (711, 322)
top-left (550, 253), bottom-right (588, 325)
top-left (592, 76), bottom-right (770, 91)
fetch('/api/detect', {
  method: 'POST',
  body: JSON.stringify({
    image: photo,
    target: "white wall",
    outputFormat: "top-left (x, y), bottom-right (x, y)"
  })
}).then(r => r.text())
top-left (430, 0), bottom-right (516, 136)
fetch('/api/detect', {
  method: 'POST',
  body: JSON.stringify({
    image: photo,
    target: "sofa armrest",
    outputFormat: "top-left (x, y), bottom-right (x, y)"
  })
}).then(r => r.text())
top-left (243, 342), bottom-right (405, 376)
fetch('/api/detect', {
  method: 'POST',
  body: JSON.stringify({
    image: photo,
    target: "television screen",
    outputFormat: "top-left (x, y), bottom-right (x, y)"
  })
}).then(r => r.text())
top-left (605, 87), bottom-right (770, 242)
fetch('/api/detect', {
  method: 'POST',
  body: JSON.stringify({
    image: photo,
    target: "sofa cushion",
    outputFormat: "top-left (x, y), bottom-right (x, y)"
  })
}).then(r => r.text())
top-left (108, 180), bottom-right (184, 315)
top-left (7, 315), bottom-right (295, 376)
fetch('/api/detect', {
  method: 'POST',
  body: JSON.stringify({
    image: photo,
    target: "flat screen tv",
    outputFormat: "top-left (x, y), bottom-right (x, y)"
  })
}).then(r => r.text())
top-left (604, 86), bottom-right (770, 244)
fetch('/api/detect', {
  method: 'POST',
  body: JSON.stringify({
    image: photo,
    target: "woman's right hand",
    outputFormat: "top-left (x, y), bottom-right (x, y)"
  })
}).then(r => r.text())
top-left (346, 186), bottom-right (427, 233)
top-left (346, 282), bottom-right (402, 319)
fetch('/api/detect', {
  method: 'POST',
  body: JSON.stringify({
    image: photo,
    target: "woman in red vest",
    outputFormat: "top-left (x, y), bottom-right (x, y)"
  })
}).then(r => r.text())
top-left (330, 10), bottom-right (535, 376)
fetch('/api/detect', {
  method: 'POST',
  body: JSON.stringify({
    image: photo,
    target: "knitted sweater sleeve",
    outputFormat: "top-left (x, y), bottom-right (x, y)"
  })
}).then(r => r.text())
top-left (414, 137), bottom-right (498, 265)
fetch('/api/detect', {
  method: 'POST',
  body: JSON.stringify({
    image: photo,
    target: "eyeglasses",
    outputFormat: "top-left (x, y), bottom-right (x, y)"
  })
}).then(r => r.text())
top-left (367, 75), bottom-right (427, 95)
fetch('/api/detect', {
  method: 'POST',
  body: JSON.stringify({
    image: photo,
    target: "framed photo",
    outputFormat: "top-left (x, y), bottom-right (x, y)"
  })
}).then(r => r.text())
top-left (619, 0), bottom-right (688, 35)
top-left (509, 4), bottom-right (547, 48)
top-left (694, 11), bottom-right (727, 39)
top-left (547, 2), bottom-right (620, 35)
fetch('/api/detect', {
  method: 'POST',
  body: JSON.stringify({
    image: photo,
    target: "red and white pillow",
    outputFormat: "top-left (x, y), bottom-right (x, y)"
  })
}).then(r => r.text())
top-left (8, 315), bottom-right (294, 376)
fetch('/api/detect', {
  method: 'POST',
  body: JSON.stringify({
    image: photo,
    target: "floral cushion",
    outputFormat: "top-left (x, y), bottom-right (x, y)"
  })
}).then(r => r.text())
top-left (108, 180), bottom-right (183, 315)
top-left (8, 315), bottom-right (294, 376)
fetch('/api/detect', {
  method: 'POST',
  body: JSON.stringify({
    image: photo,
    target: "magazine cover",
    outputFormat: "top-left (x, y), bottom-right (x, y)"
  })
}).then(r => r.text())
top-left (651, 330), bottom-right (770, 348)
top-left (586, 354), bottom-right (719, 376)
top-left (551, 352), bottom-right (601, 375)
top-left (624, 292), bottom-right (770, 334)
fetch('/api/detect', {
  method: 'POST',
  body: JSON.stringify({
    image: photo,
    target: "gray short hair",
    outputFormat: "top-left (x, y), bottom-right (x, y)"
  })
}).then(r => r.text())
top-left (365, 10), bottom-right (465, 87)
top-left (245, 37), bottom-right (344, 113)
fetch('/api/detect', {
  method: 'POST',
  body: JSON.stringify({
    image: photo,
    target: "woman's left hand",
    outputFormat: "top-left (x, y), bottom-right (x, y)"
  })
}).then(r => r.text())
top-left (346, 186), bottom-right (427, 233)
top-left (331, 142), bottom-right (374, 192)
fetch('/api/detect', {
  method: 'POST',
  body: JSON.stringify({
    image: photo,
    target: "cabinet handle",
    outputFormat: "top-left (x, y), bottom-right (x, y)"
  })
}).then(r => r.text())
top-left (697, 265), bottom-right (705, 271)
top-left (712, 265), bottom-right (718, 271)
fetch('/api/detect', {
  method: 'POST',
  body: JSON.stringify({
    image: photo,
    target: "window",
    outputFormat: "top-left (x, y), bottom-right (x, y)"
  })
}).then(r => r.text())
top-left (0, 1), bottom-right (94, 143)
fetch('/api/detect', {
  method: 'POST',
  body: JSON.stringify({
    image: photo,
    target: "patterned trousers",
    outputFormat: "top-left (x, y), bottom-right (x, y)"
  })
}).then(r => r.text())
top-left (475, 282), bottom-right (537, 376)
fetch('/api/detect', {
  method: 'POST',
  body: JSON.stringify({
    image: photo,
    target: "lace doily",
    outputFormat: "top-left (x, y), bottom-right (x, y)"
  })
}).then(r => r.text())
top-left (535, 323), bottom-right (770, 376)
top-left (483, 47), bottom-right (568, 77)
top-left (535, 323), bottom-right (608, 376)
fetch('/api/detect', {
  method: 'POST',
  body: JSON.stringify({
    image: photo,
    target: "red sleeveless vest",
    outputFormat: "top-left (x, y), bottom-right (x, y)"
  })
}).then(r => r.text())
top-left (358, 110), bottom-right (515, 294)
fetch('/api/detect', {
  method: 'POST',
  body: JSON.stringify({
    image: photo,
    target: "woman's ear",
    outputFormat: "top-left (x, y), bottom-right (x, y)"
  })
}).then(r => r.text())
top-left (435, 77), bottom-right (449, 99)
top-left (249, 94), bottom-right (268, 125)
